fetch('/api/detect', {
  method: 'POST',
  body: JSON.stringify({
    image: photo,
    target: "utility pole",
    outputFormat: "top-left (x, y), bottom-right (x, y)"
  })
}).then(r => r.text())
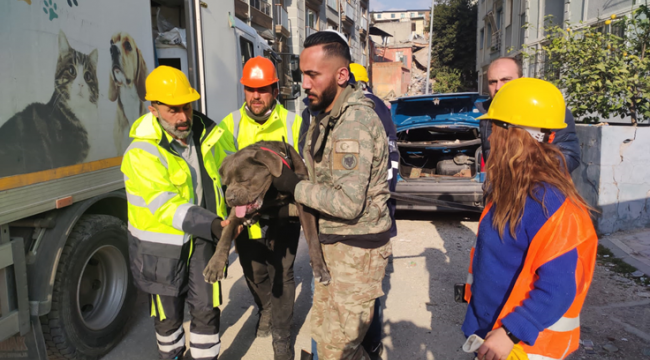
top-left (425, 0), bottom-right (434, 94)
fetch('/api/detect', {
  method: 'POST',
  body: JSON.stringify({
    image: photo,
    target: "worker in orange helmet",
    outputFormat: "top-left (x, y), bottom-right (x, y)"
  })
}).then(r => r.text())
top-left (218, 56), bottom-right (303, 360)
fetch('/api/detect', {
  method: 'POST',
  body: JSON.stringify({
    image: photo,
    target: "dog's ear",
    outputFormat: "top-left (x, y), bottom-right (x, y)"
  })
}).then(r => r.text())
top-left (135, 48), bottom-right (148, 102)
top-left (253, 149), bottom-right (283, 177)
top-left (108, 69), bottom-right (118, 102)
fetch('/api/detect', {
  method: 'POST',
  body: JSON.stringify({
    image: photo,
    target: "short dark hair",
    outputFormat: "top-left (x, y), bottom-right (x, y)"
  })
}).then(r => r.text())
top-left (490, 56), bottom-right (523, 77)
top-left (304, 31), bottom-right (351, 65)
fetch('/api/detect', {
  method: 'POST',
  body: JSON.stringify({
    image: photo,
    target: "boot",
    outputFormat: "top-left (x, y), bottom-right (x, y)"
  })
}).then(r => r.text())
top-left (256, 309), bottom-right (272, 338)
top-left (272, 337), bottom-right (295, 360)
top-left (272, 329), bottom-right (294, 360)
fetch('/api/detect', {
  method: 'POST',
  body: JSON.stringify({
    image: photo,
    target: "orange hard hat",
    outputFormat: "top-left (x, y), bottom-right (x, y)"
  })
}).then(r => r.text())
top-left (240, 56), bottom-right (279, 88)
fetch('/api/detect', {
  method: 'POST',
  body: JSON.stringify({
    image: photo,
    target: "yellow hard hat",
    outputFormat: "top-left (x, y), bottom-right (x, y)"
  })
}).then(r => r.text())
top-left (478, 78), bottom-right (567, 129)
top-left (145, 66), bottom-right (200, 106)
top-left (350, 63), bottom-right (369, 83)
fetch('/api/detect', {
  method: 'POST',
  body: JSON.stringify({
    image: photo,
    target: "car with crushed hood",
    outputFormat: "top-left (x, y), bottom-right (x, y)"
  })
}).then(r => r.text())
top-left (390, 92), bottom-right (489, 212)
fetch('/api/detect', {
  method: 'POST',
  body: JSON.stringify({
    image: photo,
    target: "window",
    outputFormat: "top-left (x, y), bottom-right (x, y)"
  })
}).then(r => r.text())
top-left (419, 12), bottom-right (424, 15)
top-left (487, 24), bottom-right (492, 47)
top-left (391, 13), bottom-right (395, 18)
top-left (239, 37), bottom-right (254, 69)
top-left (412, 22), bottom-right (416, 31)
top-left (401, 13), bottom-right (405, 18)
top-left (519, 13), bottom-right (526, 48)
top-left (306, 8), bottom-right (318, 29)
top-left (411, 12), bottom-right (416, 17)
top-left (480, 28), bottom-right (484, 49)
top-left (496, 8), bottom-right (503, 30)
top-left (377, 13), bottom-right (381, 19)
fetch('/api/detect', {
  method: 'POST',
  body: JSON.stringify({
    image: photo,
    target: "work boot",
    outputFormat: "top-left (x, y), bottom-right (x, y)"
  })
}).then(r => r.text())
top-left (256, 309), bottom-right (272, 338)
top-left (272, 337), bottom-right (294, 360)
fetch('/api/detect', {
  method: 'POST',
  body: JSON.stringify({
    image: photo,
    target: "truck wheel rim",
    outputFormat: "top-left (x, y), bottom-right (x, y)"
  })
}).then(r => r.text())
top-left (76, 245), bottom-right (128, 331)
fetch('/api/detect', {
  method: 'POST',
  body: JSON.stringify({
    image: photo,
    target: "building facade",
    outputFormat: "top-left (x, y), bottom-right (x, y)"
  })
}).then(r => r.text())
top-left (232, 0), bottom-right (369, 112)
top-left (371, 9), bottom-right (430, 42)
top-left (476, 0), bottom-right (639, 94)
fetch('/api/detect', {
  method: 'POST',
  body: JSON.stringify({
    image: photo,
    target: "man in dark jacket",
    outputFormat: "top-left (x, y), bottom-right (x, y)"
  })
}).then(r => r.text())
top-left (477, 57), bottom-right (580, 172)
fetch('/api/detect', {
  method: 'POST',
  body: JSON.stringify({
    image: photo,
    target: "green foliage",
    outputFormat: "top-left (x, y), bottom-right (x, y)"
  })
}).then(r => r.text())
top-left (432, 66), bottom-right (463, 93)
top-left (526, 5), bottom-right (650, 124)
top-left (429, 0), bottom-right (478, 91)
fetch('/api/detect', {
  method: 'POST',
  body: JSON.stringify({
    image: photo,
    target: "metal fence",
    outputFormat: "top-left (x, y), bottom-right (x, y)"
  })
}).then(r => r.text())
top-left (360, 16), bottom-right (368, 31)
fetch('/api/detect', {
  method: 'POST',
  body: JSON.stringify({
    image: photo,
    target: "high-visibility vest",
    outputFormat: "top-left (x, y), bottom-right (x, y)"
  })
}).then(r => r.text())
top-left (218, 103), bottom-right (302, 239)
top-left (464, 200), bottom-right (598, 360)
top-left (122, 113), bottom-right (229, 299)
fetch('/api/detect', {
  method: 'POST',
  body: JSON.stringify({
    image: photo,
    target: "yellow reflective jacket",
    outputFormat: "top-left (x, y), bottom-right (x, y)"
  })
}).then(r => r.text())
top-left (121, 111), bottom-right (231, 296)
top-left (218, 103), bottom-right (302, 239)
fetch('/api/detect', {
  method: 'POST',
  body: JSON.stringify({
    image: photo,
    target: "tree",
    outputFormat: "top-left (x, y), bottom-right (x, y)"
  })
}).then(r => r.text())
top-left (428, 0), bottom-right (478, 92)
top-left (527, 5), bottom-right (650, 124)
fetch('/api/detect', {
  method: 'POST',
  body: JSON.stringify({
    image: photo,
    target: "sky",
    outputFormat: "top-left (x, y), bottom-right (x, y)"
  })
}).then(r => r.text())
top-left (370, 0), bottom-right (433, 12)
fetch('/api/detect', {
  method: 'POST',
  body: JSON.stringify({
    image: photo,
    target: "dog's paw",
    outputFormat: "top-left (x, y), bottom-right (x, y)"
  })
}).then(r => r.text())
top-left (313, 267), bottom-right (331, 286)
top-left (203, 260), bottom-right (226, 284)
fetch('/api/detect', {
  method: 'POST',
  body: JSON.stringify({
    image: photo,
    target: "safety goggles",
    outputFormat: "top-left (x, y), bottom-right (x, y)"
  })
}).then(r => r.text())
top-left (492, 120), bottom-right (555, 143)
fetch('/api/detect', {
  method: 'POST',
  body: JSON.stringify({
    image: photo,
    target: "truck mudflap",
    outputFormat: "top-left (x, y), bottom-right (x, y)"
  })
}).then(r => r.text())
top-left (390, 192), bottom-right (483, 213)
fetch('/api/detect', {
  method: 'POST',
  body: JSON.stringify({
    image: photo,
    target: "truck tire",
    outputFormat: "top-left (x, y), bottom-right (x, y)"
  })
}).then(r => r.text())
top-left (41, 214), bottom-right (136, 360)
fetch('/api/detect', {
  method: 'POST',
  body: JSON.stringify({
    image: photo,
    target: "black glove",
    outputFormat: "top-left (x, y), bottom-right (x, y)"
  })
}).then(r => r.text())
top-left (211, 218), bottom-right (225, 241)
top-left (272, 166), bottom-right (301, 195)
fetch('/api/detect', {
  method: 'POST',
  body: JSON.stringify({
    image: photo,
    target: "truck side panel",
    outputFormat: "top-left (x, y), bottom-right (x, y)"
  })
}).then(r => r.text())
top-left (0, 0), bottom-right (154, 221)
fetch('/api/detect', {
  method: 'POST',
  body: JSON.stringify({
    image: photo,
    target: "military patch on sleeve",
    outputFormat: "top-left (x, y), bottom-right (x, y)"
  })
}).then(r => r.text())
top-left (334, 140), bottom-right (360, 153)
top-left (342, 154), bottom-right (358, 170)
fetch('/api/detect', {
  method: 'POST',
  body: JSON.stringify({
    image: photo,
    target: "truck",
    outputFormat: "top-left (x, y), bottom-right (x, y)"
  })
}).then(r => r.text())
top-left (0, 1), bottom-right (299, 359)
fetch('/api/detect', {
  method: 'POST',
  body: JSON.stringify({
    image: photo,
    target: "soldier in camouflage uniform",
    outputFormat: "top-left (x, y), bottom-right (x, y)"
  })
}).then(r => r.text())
top-left (272, 31), bottom-right (392, 360)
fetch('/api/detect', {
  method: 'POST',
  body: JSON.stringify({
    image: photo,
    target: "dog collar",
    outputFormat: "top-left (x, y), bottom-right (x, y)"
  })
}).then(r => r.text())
top-left (260, 147), bottom-right (291, 168)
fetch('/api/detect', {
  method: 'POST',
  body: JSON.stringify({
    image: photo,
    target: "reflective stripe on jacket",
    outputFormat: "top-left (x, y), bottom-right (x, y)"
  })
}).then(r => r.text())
top-left (218, 103), bottom-right (302, 239)
top-left (464, 200), bottom-right (597, 360)
top-left (121, 111), bottom-right (229, 296)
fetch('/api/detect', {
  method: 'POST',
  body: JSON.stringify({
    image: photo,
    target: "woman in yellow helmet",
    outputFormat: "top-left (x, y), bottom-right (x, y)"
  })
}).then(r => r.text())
top-left (461, 78), bottom-right (597, 360)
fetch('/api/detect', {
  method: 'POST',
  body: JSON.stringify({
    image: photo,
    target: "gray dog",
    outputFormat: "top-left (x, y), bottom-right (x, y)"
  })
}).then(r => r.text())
top-left (202, 141), bottom-right (331, 285)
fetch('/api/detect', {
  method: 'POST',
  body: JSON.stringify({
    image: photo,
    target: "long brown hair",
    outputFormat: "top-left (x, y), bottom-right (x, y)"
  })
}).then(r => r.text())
top-left (485, 124), bottom-right (590, 239)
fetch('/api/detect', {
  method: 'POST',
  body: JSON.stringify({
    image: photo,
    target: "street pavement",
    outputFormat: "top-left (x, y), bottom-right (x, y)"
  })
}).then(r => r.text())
top-left (102, 214), bottom-right (650, 360)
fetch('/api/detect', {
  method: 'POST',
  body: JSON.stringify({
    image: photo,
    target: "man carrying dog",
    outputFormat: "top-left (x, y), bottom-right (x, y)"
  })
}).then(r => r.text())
top-left (273, 32), bottom-right (392, 360)
top-left (218, 56), bottom-right (303, 360)
top-left (121, 66), bottom-right (233, 360)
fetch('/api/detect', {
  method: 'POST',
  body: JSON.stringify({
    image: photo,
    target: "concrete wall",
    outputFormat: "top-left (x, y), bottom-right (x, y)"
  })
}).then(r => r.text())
top-left (371, 21), bottom-right (414, 44)
top-left (572, 124), bottom-right (650, 234)
top-left (375, 46), bottom-right (412, 70)
top-left (371, 62), bottom-right (410, 98)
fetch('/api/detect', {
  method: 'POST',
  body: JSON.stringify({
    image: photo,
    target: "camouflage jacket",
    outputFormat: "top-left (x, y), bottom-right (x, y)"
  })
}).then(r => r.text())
top-left (294, 84), bottom-right (391, 235)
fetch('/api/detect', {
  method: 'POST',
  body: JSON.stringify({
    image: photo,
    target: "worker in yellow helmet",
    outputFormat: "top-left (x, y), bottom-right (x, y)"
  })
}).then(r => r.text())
top-left (121, 65), bottom-right (237, 360)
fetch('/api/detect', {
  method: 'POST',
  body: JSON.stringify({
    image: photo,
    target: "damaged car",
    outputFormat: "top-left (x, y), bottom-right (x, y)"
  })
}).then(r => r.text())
top-left (390, 92), bottom-right (489, 212)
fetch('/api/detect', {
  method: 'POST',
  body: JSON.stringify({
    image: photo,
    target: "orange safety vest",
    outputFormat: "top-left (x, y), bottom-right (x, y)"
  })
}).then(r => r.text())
top-left (464, 199), bottom-right (598, 360)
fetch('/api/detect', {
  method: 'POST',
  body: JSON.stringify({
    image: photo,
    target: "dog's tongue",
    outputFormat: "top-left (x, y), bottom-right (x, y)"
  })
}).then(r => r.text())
top-left (235, 206), bottom-right (247, 218)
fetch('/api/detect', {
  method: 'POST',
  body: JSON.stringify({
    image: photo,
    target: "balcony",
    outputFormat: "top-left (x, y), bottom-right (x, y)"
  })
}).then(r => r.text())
top-left (342, 1), bottom-right (355, 26)
top-left (306, 26), bottom-right (318, 38)
top-left (274, 5), bottom-right (290, 38)
top-left (235, 0), bottom-right (249, 21)
top-left (306, 0), bottom-right (323, 9)
top-left (359, 16), bottom-right (368, 36)
top-left (326, 0), bottom-right (337, 11)
top-left (250, 0), bottom-right (273, 30)
top-left (490, 30), bottom-right (501, 52)
top-left (360, 53), bottom-right (367, 67)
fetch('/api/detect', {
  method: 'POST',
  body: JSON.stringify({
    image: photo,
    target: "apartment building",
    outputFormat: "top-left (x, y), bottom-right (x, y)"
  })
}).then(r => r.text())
top-left (285, 0), bottom-right (371, 111)
top-left (371, 9), bottom-right (430, 41)
top-left (232, 0), bottom-right (369, 112)
top-left (476, 0), bottom-right (639, 94)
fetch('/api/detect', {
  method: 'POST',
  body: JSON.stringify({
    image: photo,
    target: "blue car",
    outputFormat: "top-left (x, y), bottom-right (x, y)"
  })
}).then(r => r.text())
top-left (390, 92), bottom-right (489, 211)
